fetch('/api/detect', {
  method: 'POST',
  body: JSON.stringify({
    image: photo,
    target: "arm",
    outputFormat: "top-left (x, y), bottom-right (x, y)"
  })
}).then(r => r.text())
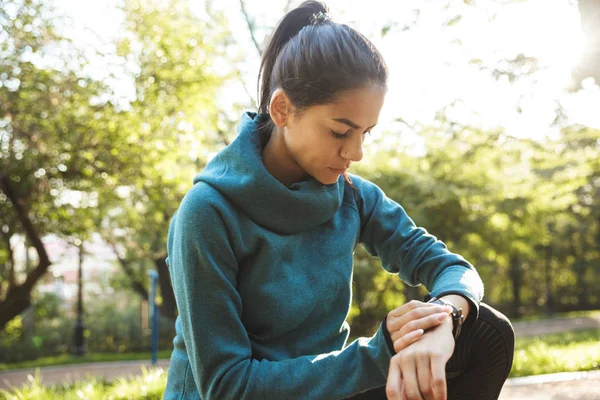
top-left (350, 177), bottom-right (483, 400)
top-left (168, 184), bottom-right (395, 400)
top-left (354, 176), bottom-right (483, 317)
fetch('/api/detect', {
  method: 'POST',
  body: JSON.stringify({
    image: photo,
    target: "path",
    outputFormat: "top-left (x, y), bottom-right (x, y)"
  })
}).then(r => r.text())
top-left (0, 359), bottom-right (169, 391)
top-left (2, 361), bottom-right (599, 398)
top-left (1, 314), bottom-right (599, 396)
top-left (512, 314), bottom-right (600, 337)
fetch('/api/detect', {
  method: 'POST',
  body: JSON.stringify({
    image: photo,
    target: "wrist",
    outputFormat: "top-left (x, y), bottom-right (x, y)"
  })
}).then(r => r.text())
top-left (439, 294), bottom-right (470, 320)
top-left (427, 296), bottom-right (465, 340)
top-left (437, 314), bottom-right (454, 330)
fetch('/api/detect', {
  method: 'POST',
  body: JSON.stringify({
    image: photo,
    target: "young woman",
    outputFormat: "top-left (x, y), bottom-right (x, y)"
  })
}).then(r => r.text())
top-left (163, 2), bottom-right (515, 399)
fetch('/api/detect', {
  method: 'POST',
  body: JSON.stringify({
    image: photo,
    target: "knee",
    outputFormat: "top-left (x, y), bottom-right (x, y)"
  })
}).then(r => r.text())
top-left (478, 303), bottom-right (515, 350)
top-left (469, 303), bottom-right (516, 380)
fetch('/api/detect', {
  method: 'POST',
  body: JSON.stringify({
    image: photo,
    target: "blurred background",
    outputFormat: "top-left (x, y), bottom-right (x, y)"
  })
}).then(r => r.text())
top-left (0, 0), bottom-right (599, 397)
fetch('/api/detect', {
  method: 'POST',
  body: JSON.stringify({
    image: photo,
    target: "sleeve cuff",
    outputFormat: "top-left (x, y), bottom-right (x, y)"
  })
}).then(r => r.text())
top-left (381, 315), bottom-right (396, 355)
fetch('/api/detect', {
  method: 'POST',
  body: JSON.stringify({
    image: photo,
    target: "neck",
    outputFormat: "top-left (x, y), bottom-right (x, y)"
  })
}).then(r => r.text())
top-left (262, 128), bottom-right (308, 187)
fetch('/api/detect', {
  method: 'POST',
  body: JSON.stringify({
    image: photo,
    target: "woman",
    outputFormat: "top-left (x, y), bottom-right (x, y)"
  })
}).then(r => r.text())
top-left (163, 2), bottom-right (515, 399)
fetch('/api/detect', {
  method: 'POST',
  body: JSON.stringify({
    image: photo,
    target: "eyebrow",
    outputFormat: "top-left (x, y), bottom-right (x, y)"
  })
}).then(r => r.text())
top-left (332, 118), bottom-right (377, 131)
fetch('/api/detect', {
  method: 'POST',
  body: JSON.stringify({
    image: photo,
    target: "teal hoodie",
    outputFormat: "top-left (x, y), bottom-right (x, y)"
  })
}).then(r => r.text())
top-left (163, 112), bottom-right (484, 400)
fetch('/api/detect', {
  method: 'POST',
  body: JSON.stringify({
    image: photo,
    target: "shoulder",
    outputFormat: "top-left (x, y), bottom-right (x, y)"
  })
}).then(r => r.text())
top-left (346, 173), bottom-right (387, 205)
top-left (174, 181), bottom-right (238, 231)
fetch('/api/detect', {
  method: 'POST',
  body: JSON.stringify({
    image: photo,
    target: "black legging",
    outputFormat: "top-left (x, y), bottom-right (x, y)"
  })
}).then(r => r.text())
top-left (346, 303), bottom-right (515, 400)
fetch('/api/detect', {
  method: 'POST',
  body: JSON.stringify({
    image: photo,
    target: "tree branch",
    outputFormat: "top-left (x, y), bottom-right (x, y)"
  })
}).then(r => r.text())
top-left (239, 0), bottom-right (263, 56)
top-left (106, 240), bottom-right (149, 299)
top-left (0, 174), bottom-right (51, 290)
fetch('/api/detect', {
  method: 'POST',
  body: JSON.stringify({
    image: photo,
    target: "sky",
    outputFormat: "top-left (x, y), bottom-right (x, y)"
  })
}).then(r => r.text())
top-left (50, 0), bottom-right (600, 143)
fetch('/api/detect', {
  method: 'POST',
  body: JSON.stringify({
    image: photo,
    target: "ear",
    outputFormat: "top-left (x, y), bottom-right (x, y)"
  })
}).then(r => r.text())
top-left (269, 89), bottom-right (292, 128)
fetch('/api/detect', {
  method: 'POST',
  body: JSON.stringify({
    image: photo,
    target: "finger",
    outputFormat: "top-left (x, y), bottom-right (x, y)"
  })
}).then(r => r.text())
top-left (389, 300), bottom-right (435, 319)
top-left (401, 379), bottom-right (408, 400)
top-left (388, 304), bottom-right (451, 334)
top-left (393, 329), bottom-right (424, 353)
top-left (430, 355), bottom-right (447, 400)
top-left (416, 353), bottom-right (432, 400)
top-left (386, 354), bottom-right (403, 400)
top-left (390, 308), bottom-right (450, 342)
top-left (399, 355), bottom-right (421, 400)
top-left (397, 375), bottom-right (408, 400)
top-left (395, 312), bottom-right (450, 340)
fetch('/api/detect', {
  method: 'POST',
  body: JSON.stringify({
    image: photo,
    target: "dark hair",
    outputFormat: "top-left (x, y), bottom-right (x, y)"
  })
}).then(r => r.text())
top-left (257, 1), bottom-right (388, 130)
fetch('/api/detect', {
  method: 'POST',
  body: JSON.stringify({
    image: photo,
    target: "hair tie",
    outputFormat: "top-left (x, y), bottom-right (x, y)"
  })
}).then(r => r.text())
top-left (310, 11), bottom-right (331, 25)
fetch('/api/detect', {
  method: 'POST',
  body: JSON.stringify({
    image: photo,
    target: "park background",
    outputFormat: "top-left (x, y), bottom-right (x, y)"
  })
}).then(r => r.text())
top-left (0, 0), bottom-right (599, 398)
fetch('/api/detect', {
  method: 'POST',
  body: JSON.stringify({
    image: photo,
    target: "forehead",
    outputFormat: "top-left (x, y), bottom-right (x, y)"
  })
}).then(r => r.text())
top-left (309, 86), bottom-right (386, 127)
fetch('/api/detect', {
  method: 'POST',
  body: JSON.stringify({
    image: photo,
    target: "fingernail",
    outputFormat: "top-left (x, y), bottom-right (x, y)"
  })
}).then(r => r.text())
top-left (437, 312), bottom-right (449, 320)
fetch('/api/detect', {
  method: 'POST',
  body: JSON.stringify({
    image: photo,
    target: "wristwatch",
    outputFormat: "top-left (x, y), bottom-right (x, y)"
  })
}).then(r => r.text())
top-left (427, 297), bottom-right (464, 340)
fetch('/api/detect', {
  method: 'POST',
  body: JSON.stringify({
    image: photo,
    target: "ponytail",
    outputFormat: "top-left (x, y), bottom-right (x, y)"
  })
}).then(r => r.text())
top-left (258, 1), bottom-right (330, 115)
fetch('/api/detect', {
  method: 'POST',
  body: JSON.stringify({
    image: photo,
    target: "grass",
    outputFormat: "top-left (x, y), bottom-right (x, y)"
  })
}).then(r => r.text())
top-left (510, 328), bottom-right (600, 377)
top-left (0, 368), bottom-right (167, 400)
top-left (1, 329), bottom-right (599, 398)
top-left (0, 350), bottom-right (172, 372)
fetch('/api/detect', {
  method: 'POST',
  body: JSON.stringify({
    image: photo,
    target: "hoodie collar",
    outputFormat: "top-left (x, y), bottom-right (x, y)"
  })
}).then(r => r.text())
top-left (194, 112), bottom-right (344, 234)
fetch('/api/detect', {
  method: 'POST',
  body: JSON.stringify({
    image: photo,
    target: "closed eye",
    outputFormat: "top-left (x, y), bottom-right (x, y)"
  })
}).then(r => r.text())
top-left (329, 130), bottom-right (347, 139)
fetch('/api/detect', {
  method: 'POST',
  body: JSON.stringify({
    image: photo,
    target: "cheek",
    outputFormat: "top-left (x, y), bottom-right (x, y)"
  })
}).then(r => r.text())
top-left (304, 135), bottom-right (340, 163)
top-left (286, 123), bottom-right (341, 164)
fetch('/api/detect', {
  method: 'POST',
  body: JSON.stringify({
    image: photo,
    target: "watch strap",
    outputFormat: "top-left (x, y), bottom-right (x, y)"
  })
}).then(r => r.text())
top-left (427, 297), bottom-right (464, 340)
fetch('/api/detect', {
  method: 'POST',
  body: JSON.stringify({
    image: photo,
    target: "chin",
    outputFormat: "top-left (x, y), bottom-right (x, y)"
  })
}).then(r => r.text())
top-left (314, 173), bottom-right (340, 186)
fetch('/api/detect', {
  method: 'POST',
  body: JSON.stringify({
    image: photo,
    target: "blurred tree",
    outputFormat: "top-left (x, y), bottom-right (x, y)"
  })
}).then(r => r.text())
top-left (0, 0), bottom-right (124, 331)
top-left (97, 0), bottom-right (233, 319)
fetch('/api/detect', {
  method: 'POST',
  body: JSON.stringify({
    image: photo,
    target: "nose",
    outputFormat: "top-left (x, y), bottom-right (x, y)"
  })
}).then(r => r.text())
top-left (342, 135), bottom-right (364, 163)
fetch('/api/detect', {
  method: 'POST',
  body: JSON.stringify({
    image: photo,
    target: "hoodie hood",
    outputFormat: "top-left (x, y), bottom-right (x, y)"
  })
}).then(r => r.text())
top-left (194, 112), bottom-right (345, 234)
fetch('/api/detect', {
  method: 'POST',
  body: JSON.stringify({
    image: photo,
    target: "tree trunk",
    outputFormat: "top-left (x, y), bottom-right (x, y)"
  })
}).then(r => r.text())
top-left (571, 231), bottom-right (589, 309)
top-left (544, 244), bottom-right (554, 316)
top-left (0, 175), bottom-right (51, 332)
top-left (0, 231), bottom-right (15, 292)
top-left (0, 285), bottom-right (32, 330)
top-left (509, 254), bottom-right (522, 318)
top-left (155, 256), bottom-right (177, 320)
top-left (73, 242), bottom-right (86, 356)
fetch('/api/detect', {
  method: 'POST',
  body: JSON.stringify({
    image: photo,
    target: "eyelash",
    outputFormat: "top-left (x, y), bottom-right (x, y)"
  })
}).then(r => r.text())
top-left (329, 130), bottom-right (372, 140)
top-left (329, 130), bottom-right (347, 139)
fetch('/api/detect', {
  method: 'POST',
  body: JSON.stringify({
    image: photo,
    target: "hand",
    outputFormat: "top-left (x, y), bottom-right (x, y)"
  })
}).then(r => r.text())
top-left (387, 300), bottom-right (453, 353)
top-left (386, 317), bottom-right (455, 400)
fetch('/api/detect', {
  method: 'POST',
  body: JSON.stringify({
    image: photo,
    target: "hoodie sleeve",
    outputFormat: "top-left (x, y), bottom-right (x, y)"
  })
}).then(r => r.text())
top-left (167, 184), bottom-right (394, 400)
top-left (353, 176), bottom-right (484, 314)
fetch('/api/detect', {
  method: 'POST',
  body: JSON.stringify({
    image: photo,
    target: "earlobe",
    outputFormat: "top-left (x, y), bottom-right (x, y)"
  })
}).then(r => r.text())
top-left (269, 89), bottom-right (291, 128)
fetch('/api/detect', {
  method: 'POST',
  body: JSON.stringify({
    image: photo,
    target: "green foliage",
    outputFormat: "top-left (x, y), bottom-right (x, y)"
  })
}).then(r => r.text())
top-left (352, 113), bottom-right (600, 318)
top-left (0, 289), bottom-right (174, 364)
top-left (96, 0), bottom-right (236, 319)
top-left (0, 0), bottom-right (237, 329)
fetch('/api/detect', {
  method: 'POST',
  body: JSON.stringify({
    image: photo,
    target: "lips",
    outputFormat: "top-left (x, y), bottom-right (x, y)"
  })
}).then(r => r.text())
top-left (329, 167), bottom-right (347, 174)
